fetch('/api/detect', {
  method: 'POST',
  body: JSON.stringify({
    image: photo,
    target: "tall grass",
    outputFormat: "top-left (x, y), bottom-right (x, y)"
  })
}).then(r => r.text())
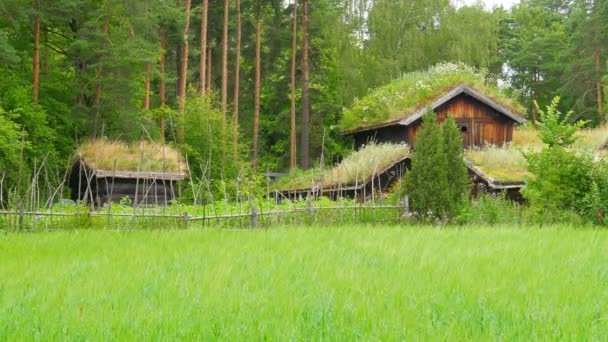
top-left (1, 227), bottom-right (606, 339)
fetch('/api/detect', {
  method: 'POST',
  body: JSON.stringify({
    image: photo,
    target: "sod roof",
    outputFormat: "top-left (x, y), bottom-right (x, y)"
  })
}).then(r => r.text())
top-left (75, 139), bottom-right (188, 180)
top-left (276, 143), bottom-right (410, 191)
top-left (341, 62), bottom-right (526, 133)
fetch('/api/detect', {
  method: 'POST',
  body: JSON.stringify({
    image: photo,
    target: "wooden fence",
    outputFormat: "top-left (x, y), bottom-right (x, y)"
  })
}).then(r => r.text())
top-left (0, 204), bottom-right (409, 231)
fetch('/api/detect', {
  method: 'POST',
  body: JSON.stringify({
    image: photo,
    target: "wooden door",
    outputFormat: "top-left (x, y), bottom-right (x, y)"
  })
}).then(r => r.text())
top-left (455, 119), bottom-right (472, 148)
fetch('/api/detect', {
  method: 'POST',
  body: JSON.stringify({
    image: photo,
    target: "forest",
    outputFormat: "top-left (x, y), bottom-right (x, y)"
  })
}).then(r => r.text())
top-left (0, 0), bottom-right (607, 202)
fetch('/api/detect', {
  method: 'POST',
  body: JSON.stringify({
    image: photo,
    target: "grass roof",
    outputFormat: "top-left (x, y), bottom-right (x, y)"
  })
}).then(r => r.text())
top-left (76, 139), bottom-right (187, 173)
top-left (464, 146), bottom-right (530, 182)
top-left (277, 143), bottom-right (410, 191)
top-left (341, 62), bottom-right (525, 132)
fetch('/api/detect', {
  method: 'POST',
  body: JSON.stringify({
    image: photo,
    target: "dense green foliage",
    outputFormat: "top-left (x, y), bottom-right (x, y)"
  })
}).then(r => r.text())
top-left (1, 226), bottom-right (607, 339)
top-left (442, 117), bottom-right (470, 215)
top-left (404, 113), bottom-right (470, 220)
top-left (523, 98), bottom-right (608, 224)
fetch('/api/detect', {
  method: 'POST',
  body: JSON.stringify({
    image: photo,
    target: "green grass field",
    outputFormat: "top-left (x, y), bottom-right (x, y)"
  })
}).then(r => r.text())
top-left (1, 226), bottom-right (607, 339)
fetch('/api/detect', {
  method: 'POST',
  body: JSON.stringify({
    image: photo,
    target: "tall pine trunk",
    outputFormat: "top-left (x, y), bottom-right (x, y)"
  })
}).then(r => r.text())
top-left (596, 47), bottom-right (604, 120)
top-left (94, 17), bottom-right (109, 136)
top-left (290, 0), bottom-right (298, 169)
top-left (233, 0), bottom-right (241, 159)
top-left (207, 45), bottom-right (212, 91)
top-left (33, 0), bottom-right (40, 105)
top-left (178, 0), bottom-right (191, 141)
top-left (200, 0), bottom-right (208, 95)
top-left (159, 27), bottom-right (167, 142)
top-left (252, 12), bottom-right (261, 170)
top-left (144, 63), bottom-right (151, 111)
top-left (221, 0), bottom-right (229, 127)
top-left (300, 0), bottom-right (310, 169)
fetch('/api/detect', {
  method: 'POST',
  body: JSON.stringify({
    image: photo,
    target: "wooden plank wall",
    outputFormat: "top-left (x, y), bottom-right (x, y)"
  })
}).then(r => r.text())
top-left (408, 93), bottom-right (514, 147)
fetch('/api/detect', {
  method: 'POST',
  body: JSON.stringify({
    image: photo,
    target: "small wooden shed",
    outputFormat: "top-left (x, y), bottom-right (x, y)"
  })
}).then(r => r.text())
top-left (68, 140), bottom-right (188, 206)
top-left (345, 84), bottom-right (527, 149)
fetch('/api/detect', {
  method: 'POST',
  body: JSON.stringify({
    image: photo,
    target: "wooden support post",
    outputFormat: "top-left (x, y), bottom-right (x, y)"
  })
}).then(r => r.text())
top-left (183, 211), bottom-right (189, 229)
top-left (306, 193), bottom-right (312, 223)
top-left (250, 203), bottom-right (257, 228)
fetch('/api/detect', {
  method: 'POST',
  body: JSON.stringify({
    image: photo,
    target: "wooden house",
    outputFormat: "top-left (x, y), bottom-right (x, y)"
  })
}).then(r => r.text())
top-left (344, 84), bottom-right (527, 149)
top-left (68, 140), bottom-right (188, 206)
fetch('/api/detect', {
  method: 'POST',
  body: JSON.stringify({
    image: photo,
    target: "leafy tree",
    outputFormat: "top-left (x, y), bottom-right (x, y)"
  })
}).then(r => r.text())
top-left (536, 96), bottom-right (588, 147)
top-left (523, 97), bottom-right (599, 223)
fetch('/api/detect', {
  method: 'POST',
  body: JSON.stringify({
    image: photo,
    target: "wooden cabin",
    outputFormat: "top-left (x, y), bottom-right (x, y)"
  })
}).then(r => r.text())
top-left (68, 140), bottom-right (188, 206)
top-left (345, 84), bottom-right (526, 149)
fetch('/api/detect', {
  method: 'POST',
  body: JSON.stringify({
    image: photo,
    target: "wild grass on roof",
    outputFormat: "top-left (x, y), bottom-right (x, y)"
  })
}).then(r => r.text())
top-left (277, 143), bottom-right (410, 191)
top-left (341, 62), bottom-right (525, 132)
top-left (76, 139), bottom-right (187, 173)
top-left (465, 145), bottom-right (529, 182)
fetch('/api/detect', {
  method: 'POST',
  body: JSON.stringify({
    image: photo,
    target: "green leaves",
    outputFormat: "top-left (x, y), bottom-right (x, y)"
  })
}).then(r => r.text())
top-left (536, 96), bottom-right (587, 147)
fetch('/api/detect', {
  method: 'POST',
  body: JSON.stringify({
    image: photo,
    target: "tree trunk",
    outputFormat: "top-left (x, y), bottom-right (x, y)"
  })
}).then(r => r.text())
top-left (175, 0), bottom-right (182, 102)
top-left (221, 0), bottom-right (229, 127)
top-left (290, 0), bottom-right (298, 169)
top-left (300, 0), bottom-right (310, 169)
top-left (200, 0), bottom-right (208, 95)
top-left (207, 44), bottom-right (212, 92)
top-left (596, 47), bottom-right (604, 121)
top-left (33, 0), bottom-right (40, 105)
top-left (178, 0), bottom-right (191, 141)
top-left (159, 27), bottom-right (167, 142)
top-left (252, 12), bottom-right (261, 170)
top-left (94, 17), bottom-right (109, 136)
top-left (233, 0), bottom-right (241, 159)
top-left (144, 63), bottom-right (151, 111)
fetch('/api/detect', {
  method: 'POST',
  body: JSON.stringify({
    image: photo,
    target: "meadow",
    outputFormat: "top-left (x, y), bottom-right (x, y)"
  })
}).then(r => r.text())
top-left (1, 225), bottom-right (607, 339)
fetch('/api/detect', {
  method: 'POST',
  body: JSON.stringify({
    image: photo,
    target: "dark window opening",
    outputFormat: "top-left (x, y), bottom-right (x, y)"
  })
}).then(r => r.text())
top-left (460, 126), bottom-right (468, 133)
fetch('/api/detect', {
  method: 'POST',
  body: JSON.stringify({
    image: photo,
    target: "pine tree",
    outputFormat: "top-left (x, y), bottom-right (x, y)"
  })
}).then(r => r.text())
top-left (404, 112), bottom-right (449, 220)
top-left (252, 7), bottom-right (261, 170)
top-left (300, 0), bottom-right (309, 169)
top-left (442, 116), bottom-right (470, 216)
top-left (290, 0), bottom-right (298, 169)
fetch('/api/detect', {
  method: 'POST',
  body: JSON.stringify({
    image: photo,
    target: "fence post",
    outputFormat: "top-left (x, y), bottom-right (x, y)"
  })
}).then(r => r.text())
top-left (306, 193), bottom-right (312, 223)
top-left (183, 211), bottom-right (189, 229)
top-left (403, 195), bottom-right (409, 216)
top-left (250, 203), bottom-right (257, 228)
